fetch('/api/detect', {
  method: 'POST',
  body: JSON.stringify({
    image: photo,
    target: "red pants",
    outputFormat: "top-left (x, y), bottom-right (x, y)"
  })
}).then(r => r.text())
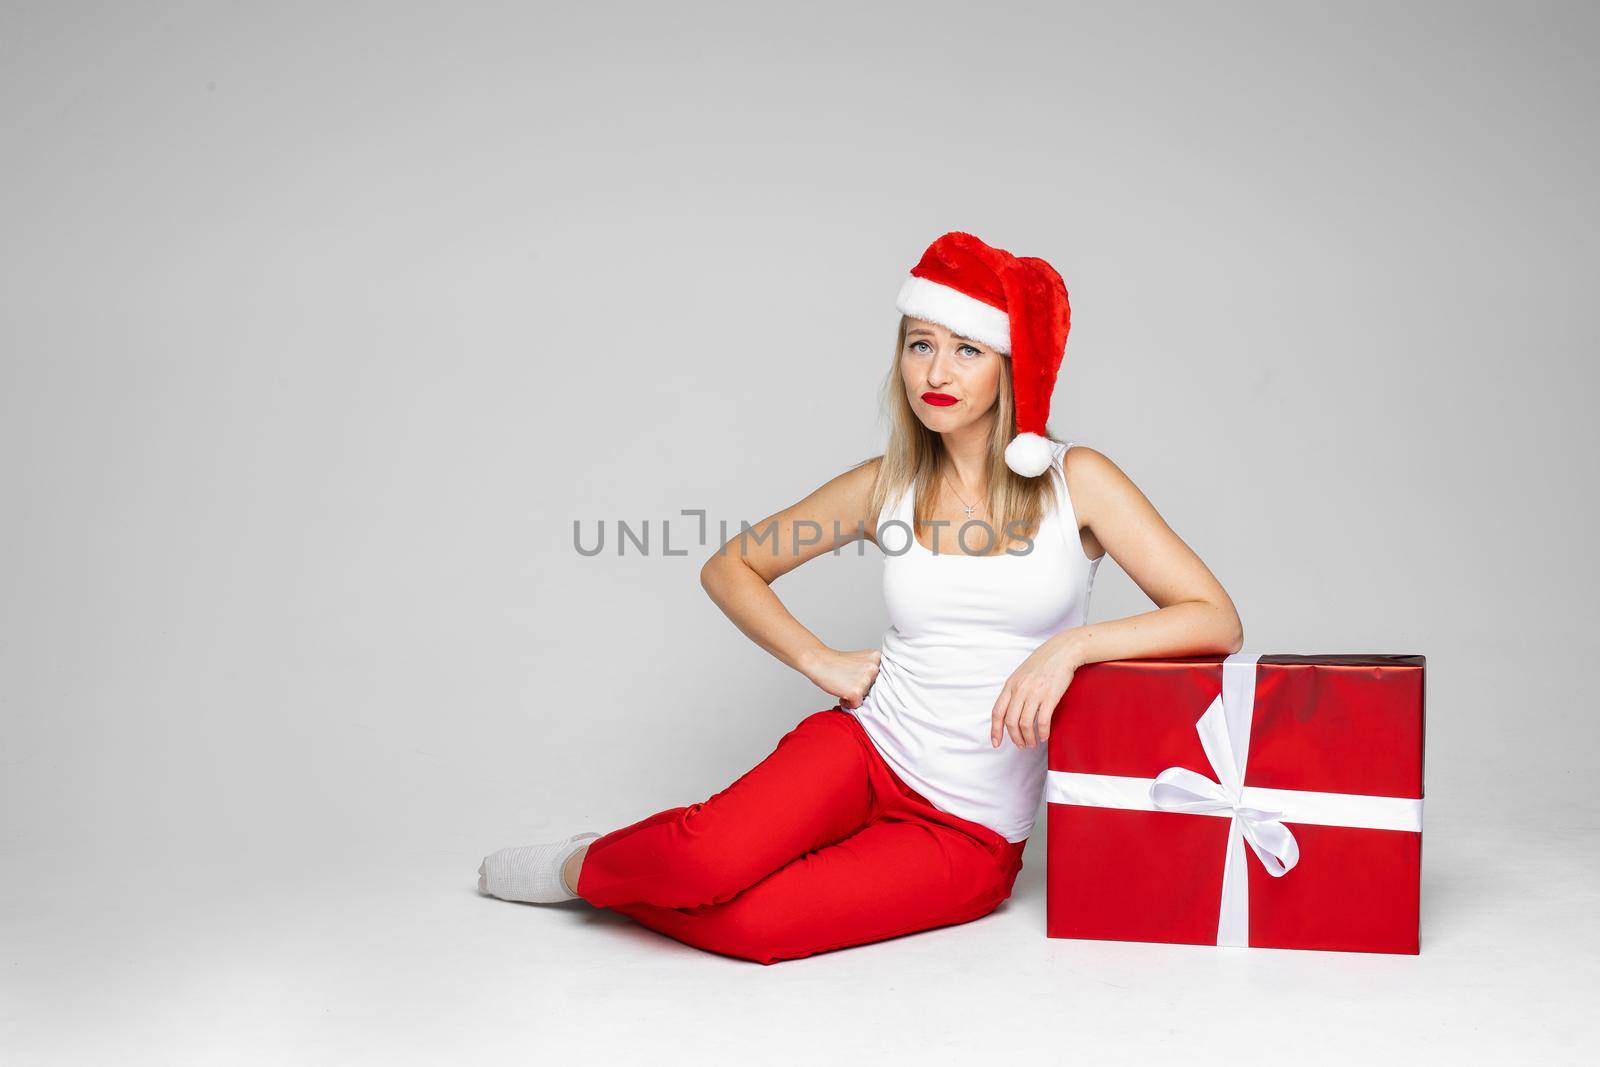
top-left (575, 706), bottom-right (1028, 964)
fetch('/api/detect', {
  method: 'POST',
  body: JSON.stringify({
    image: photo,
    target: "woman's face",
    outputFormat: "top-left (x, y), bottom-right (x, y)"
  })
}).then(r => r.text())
top-left (899, 317), bottom-right (1004, 433)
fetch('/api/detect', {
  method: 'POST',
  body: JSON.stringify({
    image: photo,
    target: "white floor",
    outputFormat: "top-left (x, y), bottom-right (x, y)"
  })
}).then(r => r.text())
top-left (4, 813), bottom-right (1596, 1065)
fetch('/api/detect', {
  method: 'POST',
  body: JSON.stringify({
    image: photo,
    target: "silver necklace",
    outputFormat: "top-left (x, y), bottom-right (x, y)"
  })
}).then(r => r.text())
top-left (942, 470), bottom-right (986, 519)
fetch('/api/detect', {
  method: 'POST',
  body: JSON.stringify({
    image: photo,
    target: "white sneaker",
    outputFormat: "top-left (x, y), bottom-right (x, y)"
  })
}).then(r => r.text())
top-left (477, 832), bottom-right (602, 903)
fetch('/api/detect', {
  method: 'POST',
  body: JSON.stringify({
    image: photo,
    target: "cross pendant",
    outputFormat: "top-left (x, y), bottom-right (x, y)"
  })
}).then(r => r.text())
top-left (962, 505), bottom-right (977, 518)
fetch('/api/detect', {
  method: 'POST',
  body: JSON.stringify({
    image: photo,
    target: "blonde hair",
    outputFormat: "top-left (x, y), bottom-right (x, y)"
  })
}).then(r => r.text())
top-left (859, 315), bottom-right (1060, 555)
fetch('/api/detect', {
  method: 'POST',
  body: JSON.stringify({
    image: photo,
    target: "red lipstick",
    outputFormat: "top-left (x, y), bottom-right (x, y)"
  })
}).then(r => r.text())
top-left (921, 392), bottom-right (957, 406)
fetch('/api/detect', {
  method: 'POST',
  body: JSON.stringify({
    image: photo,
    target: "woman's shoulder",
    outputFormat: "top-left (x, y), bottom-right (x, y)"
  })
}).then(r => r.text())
top-left (836, 452), bottom-right (889, 507)
top-left (1057, 438), bottom-right (1114, 478)
top-left (839, 454), bottom-right (891, 545)
top-left (1052, 438), bottom-right (1107, 501)
top-left (841, 453), bottom-right (886, 496)
top-left (1056, 440), bottom-right (1138, 525)
top-left (849, 453), bottom-right (885, 475)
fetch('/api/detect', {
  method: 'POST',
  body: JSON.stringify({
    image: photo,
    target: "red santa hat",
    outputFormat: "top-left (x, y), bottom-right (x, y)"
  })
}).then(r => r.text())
top-left (894, 231), bottom-right (1072, 477)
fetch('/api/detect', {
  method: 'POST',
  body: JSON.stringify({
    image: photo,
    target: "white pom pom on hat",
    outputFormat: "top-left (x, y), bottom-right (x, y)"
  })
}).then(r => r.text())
top-left (1003, 431), bottom-right (1056, 477)
top-left (893, 231), bottom-right (1072, 477)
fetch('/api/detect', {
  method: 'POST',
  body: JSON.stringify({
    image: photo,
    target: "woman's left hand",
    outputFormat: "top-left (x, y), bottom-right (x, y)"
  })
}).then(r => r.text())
top-left (990, 633), bottom-right (1084, 749)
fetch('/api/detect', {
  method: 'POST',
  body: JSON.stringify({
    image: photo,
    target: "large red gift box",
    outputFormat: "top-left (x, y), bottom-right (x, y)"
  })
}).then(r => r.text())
top-left (1045, 652), bottom-right (1425, 954)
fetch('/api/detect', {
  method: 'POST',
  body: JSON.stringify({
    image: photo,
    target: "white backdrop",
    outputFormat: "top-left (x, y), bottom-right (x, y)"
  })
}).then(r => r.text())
top-left (3, 2), bottom-right (1596, 1063)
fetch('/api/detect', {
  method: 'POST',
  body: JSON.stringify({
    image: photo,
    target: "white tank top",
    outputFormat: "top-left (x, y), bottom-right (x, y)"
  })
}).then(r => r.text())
top-left (850, 439), bottom-right (1102, 843)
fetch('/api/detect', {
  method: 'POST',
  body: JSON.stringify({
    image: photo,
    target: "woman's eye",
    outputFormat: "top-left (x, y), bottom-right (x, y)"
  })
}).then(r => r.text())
top-left (959, 345), bottom-right (982, 358)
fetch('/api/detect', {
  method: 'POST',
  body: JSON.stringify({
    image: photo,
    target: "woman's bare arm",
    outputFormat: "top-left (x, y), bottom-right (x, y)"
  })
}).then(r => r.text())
top-left (699, 457), bottom-right (884, 706)
top-left (1055, 445), bottom-right (1244, 665)
top-left (991, 446), bottom-right (1244, 749)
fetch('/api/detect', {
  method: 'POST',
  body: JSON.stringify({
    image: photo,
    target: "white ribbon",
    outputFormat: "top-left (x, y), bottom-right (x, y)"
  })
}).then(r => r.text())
top-left (1045, 652), bottom-right (1424, 948)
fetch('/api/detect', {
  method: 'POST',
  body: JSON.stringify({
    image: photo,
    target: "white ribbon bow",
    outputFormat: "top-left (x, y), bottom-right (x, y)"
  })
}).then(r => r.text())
top-left (1044, 651), bottom-right (1424, 948)
top-left (1148, 655), bottom-right (1296, 945)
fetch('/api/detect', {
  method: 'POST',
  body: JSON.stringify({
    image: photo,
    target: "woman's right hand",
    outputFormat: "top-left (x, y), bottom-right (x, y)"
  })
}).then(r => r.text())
top-left (800, 647), bottom-right (882, 710)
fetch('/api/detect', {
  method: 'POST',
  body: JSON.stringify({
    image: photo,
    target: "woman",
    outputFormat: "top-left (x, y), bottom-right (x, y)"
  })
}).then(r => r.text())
top-left (477, 231), bottom-right (1243, 964)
